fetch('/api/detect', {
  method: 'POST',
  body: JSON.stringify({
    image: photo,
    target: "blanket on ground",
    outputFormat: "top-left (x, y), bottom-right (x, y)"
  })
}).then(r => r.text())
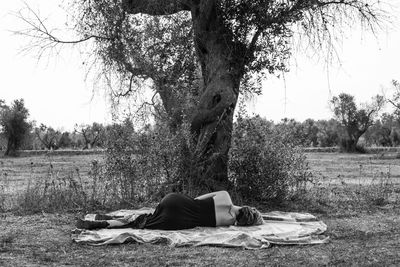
top-left (71, 208), bottom-right (329, 249)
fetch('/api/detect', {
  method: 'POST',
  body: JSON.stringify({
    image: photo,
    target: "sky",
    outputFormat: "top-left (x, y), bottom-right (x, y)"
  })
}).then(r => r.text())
top-left (1, 1), bottom-right (400, 131)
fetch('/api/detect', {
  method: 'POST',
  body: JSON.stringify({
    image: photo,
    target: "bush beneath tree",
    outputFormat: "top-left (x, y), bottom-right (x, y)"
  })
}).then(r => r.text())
top-left (229, 115), bottom-right (313, 203)
top-left (102, 115), bottom-right (313, 205)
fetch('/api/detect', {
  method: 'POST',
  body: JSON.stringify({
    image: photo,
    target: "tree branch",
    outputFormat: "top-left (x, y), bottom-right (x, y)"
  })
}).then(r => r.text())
top-left (242, 27), bottom-right (263, 68)
top-left (13, 4), bottom-right (111, 61)
top-left (388, 99), bottom-right (400, 110)
top-left (122, 0), bottom-right (191, 15)
top-left (263, 0), bottom-right (382, 28)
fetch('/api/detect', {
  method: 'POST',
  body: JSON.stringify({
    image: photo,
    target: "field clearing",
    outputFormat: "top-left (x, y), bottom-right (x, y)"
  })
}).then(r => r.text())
top-left (0, 152), bottom-right (104, 195)
top-left (1, 151), bottom-right (400, 195)
top-left (306, 152), bottom-right (400, 185)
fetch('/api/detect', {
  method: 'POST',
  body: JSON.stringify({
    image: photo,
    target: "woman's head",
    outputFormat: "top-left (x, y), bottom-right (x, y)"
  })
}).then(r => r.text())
top-left (236, 206), bottom-right (264, 226)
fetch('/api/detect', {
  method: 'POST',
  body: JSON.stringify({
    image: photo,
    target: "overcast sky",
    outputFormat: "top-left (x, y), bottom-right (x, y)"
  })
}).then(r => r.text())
top-left (1, 1), bottom-right (399, 131)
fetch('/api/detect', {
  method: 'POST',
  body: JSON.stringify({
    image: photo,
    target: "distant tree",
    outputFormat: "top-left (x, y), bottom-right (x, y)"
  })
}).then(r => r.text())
top-left (331, 93), bottom-right (384, 152)
top-left (20, 130), bottom-right (36, 150)
top-left (275, 118), bottom-right (321, 147)
top-left (232, 115), bottom-right (274, 137)
top-left (381, 113), bottom-right (400, 147)
top-left (301, 119), bottom-right (319, 147)
top-left (275, 118), bottom-right (307, 146)
top-left (58, 131), bottom-right (73, 148)
top-left (0, 99), bottom-right (31, 156)
top-left (75, 123), bottom-right (105, 149)
top-left (104, 118), bottom-right (136, 150)
top-left (315, 119), bottom-right (340, 147)
top-left (364, 113), bottom-right (400, 147)
top-left (34, 124), bottom-right (62, 150)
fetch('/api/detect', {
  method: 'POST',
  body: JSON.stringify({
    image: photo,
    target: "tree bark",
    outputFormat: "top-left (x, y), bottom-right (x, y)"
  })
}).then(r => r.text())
top-left (156, 82), bottom-right (185, 131)
top-left (345, 129), bottom-right (365, 152)
top-left (189, 1), bottom-right (241, 189)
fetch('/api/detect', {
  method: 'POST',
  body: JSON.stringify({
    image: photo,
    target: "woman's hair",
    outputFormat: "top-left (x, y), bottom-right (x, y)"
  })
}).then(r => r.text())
top-left (236, 206), bottom-right (264, 226)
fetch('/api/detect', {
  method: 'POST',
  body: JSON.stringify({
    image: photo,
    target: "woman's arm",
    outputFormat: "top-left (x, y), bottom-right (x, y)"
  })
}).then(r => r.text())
top-left (194, 191), bottom-right (220, 200)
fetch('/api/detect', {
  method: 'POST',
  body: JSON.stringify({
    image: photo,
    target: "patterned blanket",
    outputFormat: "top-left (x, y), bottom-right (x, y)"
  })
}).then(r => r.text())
top-left (71, 209), bottom-right (329, 249)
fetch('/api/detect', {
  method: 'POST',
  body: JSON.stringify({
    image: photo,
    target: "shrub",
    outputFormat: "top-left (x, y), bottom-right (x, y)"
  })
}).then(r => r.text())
top-left (103, 114), bottom-right (313, 205)
top-left (229, 115), bottom-right (313, 203)
top-left (103, 119), bottom-right (199, 206)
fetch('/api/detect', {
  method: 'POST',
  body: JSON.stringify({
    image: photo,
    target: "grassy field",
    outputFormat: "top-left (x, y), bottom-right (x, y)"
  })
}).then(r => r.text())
top-left (0, 152), bottom-right (103, 194)
top-left (1, 151), bottom-right (399, 192)
top-left (0, 151), bottom-right (400, 266)
top-left (306, 152), bottom-right (400, 185)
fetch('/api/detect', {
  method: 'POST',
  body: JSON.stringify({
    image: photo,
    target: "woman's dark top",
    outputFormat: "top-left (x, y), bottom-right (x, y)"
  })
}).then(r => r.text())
top-left (143, 193), bottom-right (216, 230)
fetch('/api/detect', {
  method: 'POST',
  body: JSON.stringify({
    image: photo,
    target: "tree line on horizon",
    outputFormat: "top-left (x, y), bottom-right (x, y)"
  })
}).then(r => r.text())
top-left (1, 89), bottom-right (400, 156)
top-left (0, 99), bottom-right (107, 155)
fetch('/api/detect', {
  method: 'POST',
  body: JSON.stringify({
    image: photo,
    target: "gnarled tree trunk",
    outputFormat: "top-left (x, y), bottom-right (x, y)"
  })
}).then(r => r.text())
top-left (122, 0), bottom-right (243, 189)
top-left (189, 2), bottom-right (241, 189)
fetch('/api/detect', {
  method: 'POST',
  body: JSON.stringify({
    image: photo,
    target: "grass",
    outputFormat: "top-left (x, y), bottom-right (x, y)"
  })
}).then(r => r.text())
top-left (0, 152), bottom-right (105, 213)
top-left (0, 152), bottom-right (103, 195)
top-left (0, 151), bottom-right (400, 266)
top-left (0, 209), bottom-right (399, 266)
top-left (302, 152), bottom-right (400, 215)
top-left (306, 152), bottom-right (400, 185)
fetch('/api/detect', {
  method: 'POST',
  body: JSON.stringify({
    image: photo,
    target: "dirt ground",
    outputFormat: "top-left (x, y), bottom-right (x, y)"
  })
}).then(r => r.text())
top-left (1, 208), bottom-right (399, 266)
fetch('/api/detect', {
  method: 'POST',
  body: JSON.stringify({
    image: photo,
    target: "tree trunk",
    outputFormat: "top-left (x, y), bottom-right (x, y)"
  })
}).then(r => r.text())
top-left (5, 138), bottom-right (15, 156)
top-left (156, 82), bottom-right (185, 131)
top-left (189, 2), bottom-right (241, 189)
top-left (122, 0), bottom-right (243, 190)
top-left (346, 130), bottom-right (364, 152)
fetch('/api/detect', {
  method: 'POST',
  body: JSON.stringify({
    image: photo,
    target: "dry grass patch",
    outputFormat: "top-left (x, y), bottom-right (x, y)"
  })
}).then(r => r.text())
top-left (0, 209), bottom-right (399, 266)
top-left (0, 153), bottom-right (103, 195)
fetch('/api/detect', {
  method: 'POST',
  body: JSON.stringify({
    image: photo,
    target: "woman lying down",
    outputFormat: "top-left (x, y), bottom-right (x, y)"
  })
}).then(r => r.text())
top-left (76, 191), bottom-right (264, 230)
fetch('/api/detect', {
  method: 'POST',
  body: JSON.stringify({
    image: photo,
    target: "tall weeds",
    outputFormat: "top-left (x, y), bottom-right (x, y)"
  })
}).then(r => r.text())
top-left (308, 163), bottom-right (399, 213)
top-left (16, 159), bottom-right (106, 213)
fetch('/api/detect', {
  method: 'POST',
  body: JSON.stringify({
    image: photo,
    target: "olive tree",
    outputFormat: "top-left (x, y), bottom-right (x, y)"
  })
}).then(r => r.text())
top-left (364, 113), bottom-right (400, 147)
top-left (74, 123), bottom-right (106, 149)
top-left (34, 124), bottom-right (62, 150)
top-left (0, 99), bottom-right (31, 156)
top-left (18, 0), bottom-right (387, 187)
top-left (331, 93), bottom-right (384, 152)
